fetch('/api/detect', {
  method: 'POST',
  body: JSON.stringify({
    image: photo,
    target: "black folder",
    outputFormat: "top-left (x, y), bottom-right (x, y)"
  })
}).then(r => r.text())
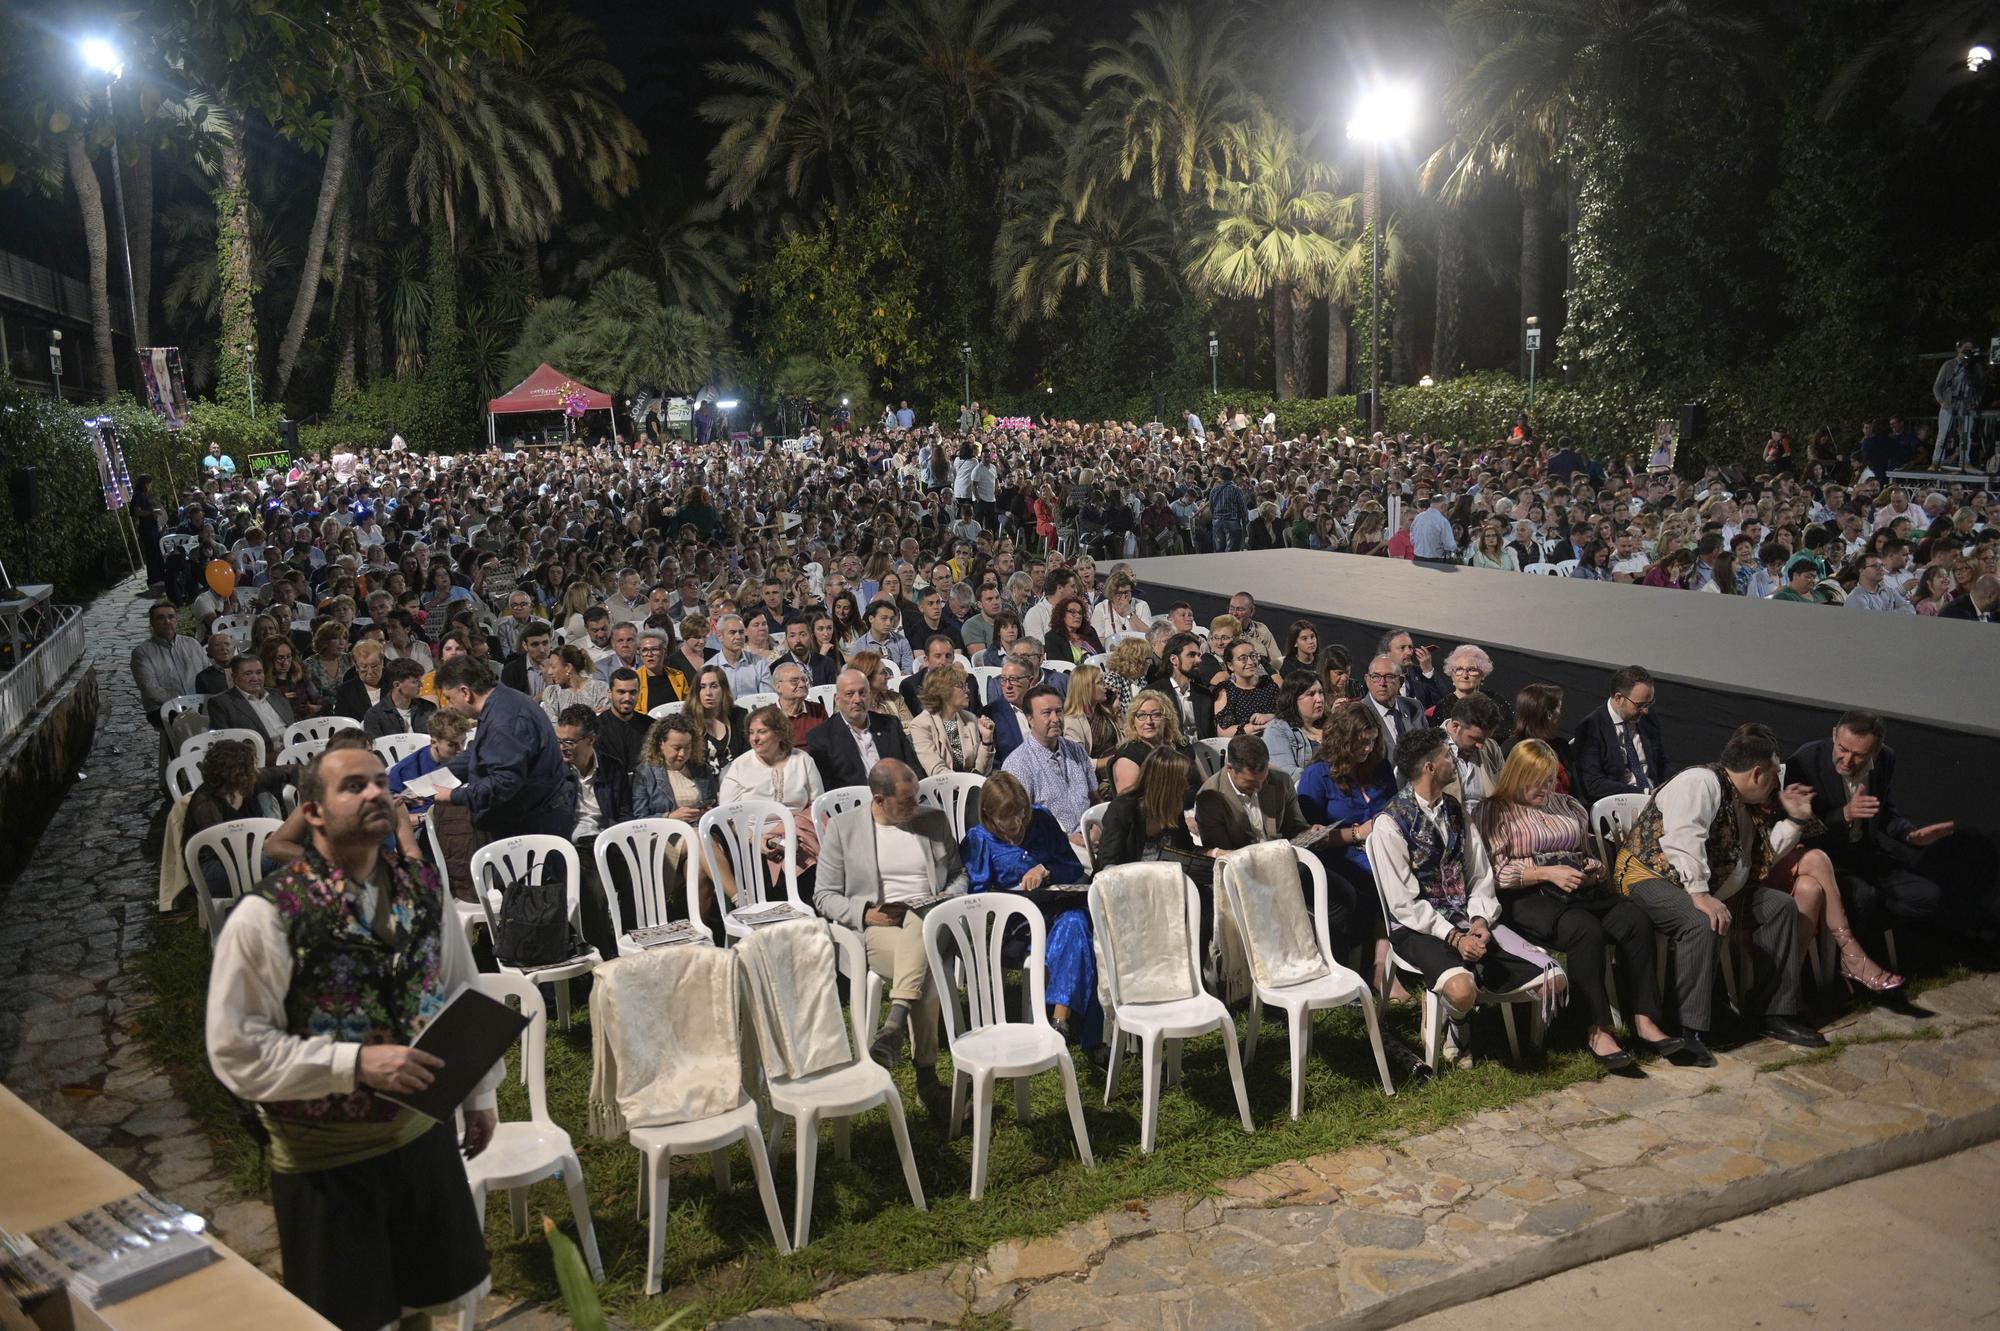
top-left (375, 987), bottom-right (529, 1123)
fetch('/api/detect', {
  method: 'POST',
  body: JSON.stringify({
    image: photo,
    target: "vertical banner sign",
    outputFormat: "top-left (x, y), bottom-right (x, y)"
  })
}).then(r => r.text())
top-left (89, 416), bottom-right (134, 510)
top-left (138, 347), bottom-right (191, 430)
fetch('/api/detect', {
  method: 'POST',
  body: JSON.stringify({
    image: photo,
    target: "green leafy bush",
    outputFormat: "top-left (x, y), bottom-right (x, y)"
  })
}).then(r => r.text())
top-left (0, 382), bottom-right (160, 595)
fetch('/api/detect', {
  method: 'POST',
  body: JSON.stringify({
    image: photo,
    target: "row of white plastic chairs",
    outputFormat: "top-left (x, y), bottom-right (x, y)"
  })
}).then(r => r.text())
top-left (1524, 560), bottom-right (1582, 576)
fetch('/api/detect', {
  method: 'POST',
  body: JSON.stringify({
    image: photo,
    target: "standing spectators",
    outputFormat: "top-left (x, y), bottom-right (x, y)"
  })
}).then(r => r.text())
top-left (432, 656), bottom-right (577, 840)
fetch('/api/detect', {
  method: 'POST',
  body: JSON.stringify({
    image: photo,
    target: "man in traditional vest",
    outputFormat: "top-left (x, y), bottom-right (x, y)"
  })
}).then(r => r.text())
top-left (1613, 722), bottom-right (1829, 1067)
top-left (207, 746), bottom-right (498, 1331)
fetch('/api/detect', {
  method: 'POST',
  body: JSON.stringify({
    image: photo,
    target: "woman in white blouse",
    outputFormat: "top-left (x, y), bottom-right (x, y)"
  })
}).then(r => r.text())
top-left (1089, 571), bottom-right (1151, 642)
top-left (720, 703), bottom-right (826, 878)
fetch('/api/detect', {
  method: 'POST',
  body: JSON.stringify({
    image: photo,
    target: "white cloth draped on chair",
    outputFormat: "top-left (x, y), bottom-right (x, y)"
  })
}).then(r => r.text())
top-left (1091, 862), bottom-right (1196, 1004)
top-left (589, 947), bottom-right (747, 1140)
top-left (157, 795), bottom-right (192, 911)
top-left (1224, 841), bottom-right (1329, 990)
top-left (738, 919), bottom-right (853, 1080)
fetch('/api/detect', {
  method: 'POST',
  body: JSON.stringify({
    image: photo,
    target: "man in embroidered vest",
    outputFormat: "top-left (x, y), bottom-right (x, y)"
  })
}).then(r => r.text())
top-left (207, 746), bottom-right (500, 1331)
top-left (1369, 727), bottom-right (1552, 1070)
top-left (1613, 722), bottom-right (1828, 1067)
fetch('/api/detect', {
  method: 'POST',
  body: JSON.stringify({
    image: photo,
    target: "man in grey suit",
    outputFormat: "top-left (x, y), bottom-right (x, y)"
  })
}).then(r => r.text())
top-left (812, 758), bottom-right (965, 1120)
top-left (206, 653), bottom-right (296, 755)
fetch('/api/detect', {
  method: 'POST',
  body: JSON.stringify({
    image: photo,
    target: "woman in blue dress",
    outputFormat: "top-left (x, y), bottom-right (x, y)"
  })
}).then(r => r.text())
top-left (959, 771), bottom-right (1096, 1045)
top-left (1294, 704), bottom-right (1399, 986)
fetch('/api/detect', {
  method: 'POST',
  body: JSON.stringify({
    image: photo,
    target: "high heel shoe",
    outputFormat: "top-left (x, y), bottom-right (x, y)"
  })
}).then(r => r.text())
top-left (1832, 926), bottom-right (1903, 993)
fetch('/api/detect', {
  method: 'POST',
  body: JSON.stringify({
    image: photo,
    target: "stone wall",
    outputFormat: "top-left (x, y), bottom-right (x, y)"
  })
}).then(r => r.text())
top-left (0, 660), bottom-right (100, 880)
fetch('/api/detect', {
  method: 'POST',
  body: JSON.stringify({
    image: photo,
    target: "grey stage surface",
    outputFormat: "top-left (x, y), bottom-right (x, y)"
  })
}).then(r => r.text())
top-left (1126, 551), bottom-right (1997, 740)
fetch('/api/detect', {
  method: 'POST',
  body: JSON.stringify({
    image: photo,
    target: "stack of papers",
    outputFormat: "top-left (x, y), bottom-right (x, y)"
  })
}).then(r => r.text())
top-left (731, 902), bottom-right (808, 927)
top-left (400, 767), bottom-right (462, 798)
top-left (627, 921), bottom-right (708, 949)
top-left (3, 1193), bottom-right (216, 1309)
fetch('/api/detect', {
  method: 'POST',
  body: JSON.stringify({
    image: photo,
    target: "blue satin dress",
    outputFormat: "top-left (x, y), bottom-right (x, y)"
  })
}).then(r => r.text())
top-left (960, 808), bottom-right (1098, 1043)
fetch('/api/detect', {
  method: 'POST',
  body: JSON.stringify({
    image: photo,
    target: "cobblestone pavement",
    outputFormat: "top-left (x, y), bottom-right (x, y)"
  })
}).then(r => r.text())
top-left (0, 576), bottom-right (569, 1331)
top-left (722, 976), bottom-right (2000, 1330)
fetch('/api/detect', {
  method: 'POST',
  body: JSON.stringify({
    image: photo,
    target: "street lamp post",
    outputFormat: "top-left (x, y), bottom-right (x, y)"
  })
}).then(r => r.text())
top-left (1347, 83), bottom-right (1416, 440)
top-left (1525, 316), bottom-right (1541, 406)
top-left (81, 38), bottom-right (142, 385)
top-left (1208, 329), bottom-right (1219, 397)
top-left (960, 343), bottom-right (972, 408)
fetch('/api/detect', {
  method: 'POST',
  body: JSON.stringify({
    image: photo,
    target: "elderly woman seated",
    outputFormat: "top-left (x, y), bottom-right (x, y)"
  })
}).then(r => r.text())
top-left (1424, 642), bottom-right (1509, 736)
top-left (959, 772), bottom-right (1095, 1044)
top-left (906, 663), bottom-right (994, 778)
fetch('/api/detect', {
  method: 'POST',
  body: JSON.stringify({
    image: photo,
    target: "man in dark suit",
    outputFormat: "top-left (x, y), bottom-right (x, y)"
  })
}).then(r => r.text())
top-left (435, 657), bottom-right (577, 840)
top-left (206, 653), bottom-right (297, 754)
top-left (806, 667), bottom-right (920, 790)
top-left (1571, 664), bottom-right (1667, 808)
top-left (1194, 735), bottom-right (1309, 852)
top-left (362, 658), bottom-right (438, 738)
top-left (595, 668), bottom-right (652, 778)
top-left (1938, 574), bottom-right (1997, 622)
top-left (1360, 654), bottom-right (1425, 763)
top-left (498, 619), bottom-right (555, 697)
top-left (899, 634), bottom-right (960, 716)
top-left (984, 656), bottom-right (1036, 764)
top-left (1151, 633), bottom-right (1216, 740)
top-left (1786, 710), bottom-right (1966, 944)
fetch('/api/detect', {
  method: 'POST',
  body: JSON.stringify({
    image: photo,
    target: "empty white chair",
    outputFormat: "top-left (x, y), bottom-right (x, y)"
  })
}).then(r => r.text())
top-left (1041, 659), bottom-right (1075, 676)
top-left (698, 800), bottom-right (811, 943)
top-left (1195, 735), bottom-right (1231, 779)
top-left (925, 896), bottom-right (1094, 1199)
top-left (424, 811), bottom-right (486, 954)
top-left (470, 836), bottom-right (603, 1028)
top-left (649, 700), bottom-right (686, 719)
top-left (590, 948), bottom-right (789, 1296)
top-left (374, 732), bottom-right (431, 766)
top-left (809, 785), bottom-right (872, 841)
top-left (282, 715), bottom-right (364, 749)
top-left (1216, 845), bottom-right (1395, 1119)
top-left (916, 771), bottom-right (984, 842)
top-left (1588, 793), bottom-right (1651, 867)
top-left (966, 665), bottom-right (1001, 706)
top-left (458, 972), bottom-right (602, 1330)
top-left (276, 738), bottom-right (328, 766)
top-left (743, 919), bottom-right (925, 1248)
top-left (1373, 877), bottom-right (1552, 1069)
top-left (208, 613), bottom-right (249, 642)
top-left (1525, 562), bottom-right (1563, 576)
top-left (182, 817), bottom-right (282, 944)
top-left (805, 683), bottom-right (838, 712)
top-left (1076, 801), bottom-right (1110, 872)
top-left (736, 691), bottom-right (779, 712)
top-left (180, 727), bottom-right (268, 767)
top-left (1553, 559), bottom-right (1579, 576)
top-left (592, 818), bottom-right (705, 951)
top-left (165, 753), bottom-right (205, 800)
top-left (160, 694), bottom-right (207, 724)
top-left (1090, 864), bottom-right (1254, 1152)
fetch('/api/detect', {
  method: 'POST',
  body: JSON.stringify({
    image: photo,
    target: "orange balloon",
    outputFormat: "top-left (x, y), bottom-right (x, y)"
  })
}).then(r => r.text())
top-left (204, 559), bottom-right (237, 598)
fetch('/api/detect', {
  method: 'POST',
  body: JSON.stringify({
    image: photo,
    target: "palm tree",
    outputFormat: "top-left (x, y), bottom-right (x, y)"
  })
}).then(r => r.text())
top-left (990, 153), bottom-right (1178, 330)
top-left (1073, 4), bottom-right (1255, 210)
top-left (567, 187), bottom-right (747, 325)
top-left (872, 0), bottom-right (1066, 183)
top-left (699, 0), bottom-right (899, 211)
top-left (64, 133), bottom-right (118, 396)
top-left (1184, 112), bottom-right (1356, 398)
top-left (508, 271), bottom-right (729, 399)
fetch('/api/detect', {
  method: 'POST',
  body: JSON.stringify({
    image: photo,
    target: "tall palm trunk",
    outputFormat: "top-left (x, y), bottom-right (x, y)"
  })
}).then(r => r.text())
top-left (1432, 208), bottom-right (1463, 380)
top-left (125, 139), bottom-right (152, 348)
top-left (1391, 278), bottom-right (1413, 384)
top-left (212, 105), bottom-right (258, 411)
top-left (1273, 281), bottom-right (1297, 399)
top-left (1326, 299), bottom-right (1350, 393)
top-left (329, 199), bottom-right (357, 397)
top-left (1520, 187), bottom-right (1545, 377)
top-left (273, 108), bottom-right (356, 400)
top-left (65, 137), bottom-right (117, 396)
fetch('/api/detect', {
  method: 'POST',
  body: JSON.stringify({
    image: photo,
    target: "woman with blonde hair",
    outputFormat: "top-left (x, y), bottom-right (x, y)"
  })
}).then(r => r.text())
top-left (1480, 739), bottom-right (1683, 1070)
top-left (1463, 520), bottom-right (1520, 572)
top-left (305, 620), bottom-right (352, 699)
top-left (557, 580), bottom-right (596, 642)
top-left (907, 664), bottom-right (994, 777)
top-left (1101, 637), bottom-right (1153, 711)
top-left (1061, 663), bottom-right (1120, 785)
top-left (1109, 688), bottom-right (1199, 803)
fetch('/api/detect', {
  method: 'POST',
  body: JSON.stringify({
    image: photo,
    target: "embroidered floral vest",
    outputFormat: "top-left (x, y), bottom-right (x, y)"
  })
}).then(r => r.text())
top-left (1386, 790), bottom-right (1470, 919)
top-left (1620, 764), bottom-right (1820, 891)
top-left (254, 846), bottom-right (450, 1124)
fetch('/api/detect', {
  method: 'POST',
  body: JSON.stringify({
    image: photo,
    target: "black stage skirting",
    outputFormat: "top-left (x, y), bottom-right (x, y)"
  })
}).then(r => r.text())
top-left (1126, 551), bottom-right (1997, 893)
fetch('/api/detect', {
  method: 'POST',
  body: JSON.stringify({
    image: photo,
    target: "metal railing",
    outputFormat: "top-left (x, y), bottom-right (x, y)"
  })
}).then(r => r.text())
top-left (0, 604), bottom-right (87, 745)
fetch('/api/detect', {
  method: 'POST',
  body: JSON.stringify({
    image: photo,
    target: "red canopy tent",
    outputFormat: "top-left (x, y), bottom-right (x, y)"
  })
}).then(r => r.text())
top-left (485, 363), bottom-right (614, 445)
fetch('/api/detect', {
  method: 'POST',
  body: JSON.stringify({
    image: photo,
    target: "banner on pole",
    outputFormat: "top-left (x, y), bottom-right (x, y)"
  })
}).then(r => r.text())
top-left (137, 347), bottom-right (191, 430)
top-left (87, 416), bottom-right (134, 511)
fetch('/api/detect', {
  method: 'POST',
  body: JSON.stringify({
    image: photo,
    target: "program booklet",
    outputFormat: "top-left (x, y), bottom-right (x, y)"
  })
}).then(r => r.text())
top-left (374, 987), bottom-right (529, 1123)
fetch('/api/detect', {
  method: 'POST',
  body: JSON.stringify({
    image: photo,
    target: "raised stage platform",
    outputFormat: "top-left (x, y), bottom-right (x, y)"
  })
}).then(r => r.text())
top-left (1126, 551), bottom-right (1997, 889)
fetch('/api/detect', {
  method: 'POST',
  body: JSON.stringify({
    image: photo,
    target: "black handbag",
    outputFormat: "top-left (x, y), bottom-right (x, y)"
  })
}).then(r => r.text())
top-left (488, 858), bottom-right (577, 967)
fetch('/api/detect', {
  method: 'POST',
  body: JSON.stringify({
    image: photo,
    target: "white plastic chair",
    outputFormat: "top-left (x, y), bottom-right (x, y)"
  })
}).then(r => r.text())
top-left (180, 727), bottom-right (267, 766)
top-left (160, 694), bottom-right (207, 724)
top-left (1195, 735), bottom-right (1231, 779)
top-left (1090, 867), bottom-right (1254, 1153)
top-left (1554, 559), bottom-right (1579, 576)
top-left (649, 700), bottom-right (686, 718)
top-left (1588, 793), bottom-right (1652, 867)
top-left (374, 732), bottom-right (431, 766)
top-left (592, 818), bottom-right (705, 951)
top-left (809, 785), bottom-right (872, 841)
top-left (924, 896), bottom-right (1094, 1199)
top-left (916, 771), bottom-right (984, 842)
top-left (470, 836), bottom-right (603, 1028)
top-left (208, 613), bottom-right (250, 642)
top-left (165, 754), bottom-right (205, 800)
top-left (1217, 847), bottom-right (1395, 1118)
top-left (698, 800), bottom-right (811, 942)
top-left (967, 665), bottom-right (1001, 706)
top-left (805, 684), bottom-right (838, 712)
top-left (1373, 876), bottom-right (1551, 1070)
top-left (1525, 562), bottom-right (1563, 576)
top-left (750, 921), bottom-right (926, 1248)
top-left (458, 972), bottom-right (602, 1330)
top-left (422, 810), bottom-right (486, 954)
top-left (1041, 659), bottom-right (1075, 676)
top-left (1076, 801), bottom-right (1109, 872)
top-left (282, 715), bottom-right (363, 748)
top-left (182, 817), bottom-right (281, 944)
top-left (276, 738), bottom-right (328, 766)
top-left (736, 691), bottom-right (779, 712)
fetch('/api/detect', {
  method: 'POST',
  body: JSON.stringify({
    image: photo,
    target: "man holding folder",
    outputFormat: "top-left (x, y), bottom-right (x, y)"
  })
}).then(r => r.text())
top-left (207, 746), bottom-right (501, 1331)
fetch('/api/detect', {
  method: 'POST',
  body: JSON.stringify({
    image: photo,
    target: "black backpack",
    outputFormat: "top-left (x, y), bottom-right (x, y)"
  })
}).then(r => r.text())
top-left (489, 854), bottom-right (576, 967)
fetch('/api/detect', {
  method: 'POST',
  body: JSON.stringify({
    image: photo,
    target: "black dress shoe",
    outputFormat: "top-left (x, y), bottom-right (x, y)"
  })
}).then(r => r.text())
top-left (1590, 1046), bottom-right (1641, 1075)
top-left (1674, 1031), bottom-right (1719, 1068)
top-left (1632, 1034), bottom-right (1685, 1059)
top-left (1763, 1016), bottom-right (1828, 1048)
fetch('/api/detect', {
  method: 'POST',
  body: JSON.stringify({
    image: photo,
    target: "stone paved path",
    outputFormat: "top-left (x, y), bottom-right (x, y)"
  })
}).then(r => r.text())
top-left (0, 577), bottom-right (567, 1330)
top-left (724, 975), bottom-right (2000, 1330)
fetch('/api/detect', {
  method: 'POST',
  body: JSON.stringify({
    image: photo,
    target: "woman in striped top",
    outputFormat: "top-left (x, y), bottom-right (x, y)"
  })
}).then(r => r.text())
top-left (1481, 740), bottom-right (1686, 1070)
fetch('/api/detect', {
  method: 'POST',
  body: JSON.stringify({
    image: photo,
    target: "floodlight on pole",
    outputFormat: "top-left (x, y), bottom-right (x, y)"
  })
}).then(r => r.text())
top-left (1970, 44), bottom-right (1993, 72)
top-left (80, 37), bottom-right (123, 78)
top-left (1347, 82), bottom-right (1416, 438)
top-left (81, 35), bottom-right (143, 391)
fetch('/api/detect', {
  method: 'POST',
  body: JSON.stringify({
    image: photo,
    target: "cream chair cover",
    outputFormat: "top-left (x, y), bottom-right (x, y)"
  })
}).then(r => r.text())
top-left (738, 918), bottom-right (853, 1079)
top-left (1222, 842), bottom-right (1331, 990)
top-left (588, 946), bottom-right (746, 1140)
top-left (1092, 863), bottom-right (1198, 1004)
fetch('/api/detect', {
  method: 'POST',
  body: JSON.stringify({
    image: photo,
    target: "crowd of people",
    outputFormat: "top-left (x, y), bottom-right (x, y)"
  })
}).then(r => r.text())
top-left (124, 405), bottom-right (1995, 1329)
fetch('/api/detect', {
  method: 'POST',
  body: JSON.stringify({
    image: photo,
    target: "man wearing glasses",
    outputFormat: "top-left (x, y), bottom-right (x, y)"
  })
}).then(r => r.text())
top-left (1362, 654), bottom-right (1425, 760)
top-left (988, 659), bottom-right (1037, 764)
top-left (1573, 665), bottom-right (1668, 807)
top-left (429, 655), bottom-right (578, 840)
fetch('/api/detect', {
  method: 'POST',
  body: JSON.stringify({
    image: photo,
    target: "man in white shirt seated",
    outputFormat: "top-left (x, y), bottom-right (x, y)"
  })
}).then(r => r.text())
top-left (131, 600), bottom-right (208, 726)
top-left (811, 759), bottom-right (966, 1121)
top-left (707, 613), bottom-right (775, 697)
